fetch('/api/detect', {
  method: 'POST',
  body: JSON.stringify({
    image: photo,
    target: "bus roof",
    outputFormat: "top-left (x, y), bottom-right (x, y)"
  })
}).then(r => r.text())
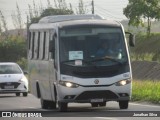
top-left (39, 14), bottom-right (104, 23)
top-left (29, 15), bottom-right (122, 30)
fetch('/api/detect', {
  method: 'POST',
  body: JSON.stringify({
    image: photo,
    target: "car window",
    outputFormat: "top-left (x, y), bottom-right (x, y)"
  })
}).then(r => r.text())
top-left (0, 64), bottom-right (22, 74)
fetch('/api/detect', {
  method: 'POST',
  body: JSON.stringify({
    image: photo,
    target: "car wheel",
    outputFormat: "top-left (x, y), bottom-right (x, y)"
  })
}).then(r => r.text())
top-left (91, 103), bottom-right (98, 107)
top-left (23, 92), bottom-right (28, 97)
top-left (58, 101), bottom-right (68, 112)
top-left (119, 100), bottom-right (129, 109)
top-left (16, 93), bottom-right (20, 96)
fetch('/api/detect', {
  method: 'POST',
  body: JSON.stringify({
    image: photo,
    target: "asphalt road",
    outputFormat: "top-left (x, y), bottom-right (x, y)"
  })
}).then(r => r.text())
top-left (0, 93), bottom-right (160, 120)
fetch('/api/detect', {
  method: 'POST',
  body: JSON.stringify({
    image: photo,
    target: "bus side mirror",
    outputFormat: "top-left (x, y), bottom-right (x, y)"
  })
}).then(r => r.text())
top-left (129, 34), bottom-right (135, 47)
top-left (23, 71), bottom-right (28, 74)
top-left (125, 32), bottom-right (135, 47)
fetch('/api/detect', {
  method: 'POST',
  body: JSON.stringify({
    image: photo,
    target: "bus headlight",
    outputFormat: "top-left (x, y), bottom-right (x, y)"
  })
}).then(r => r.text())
top-left (115, 79), bottom-right (131, 86)
top-left (59, 80), bottom-right (79, 88)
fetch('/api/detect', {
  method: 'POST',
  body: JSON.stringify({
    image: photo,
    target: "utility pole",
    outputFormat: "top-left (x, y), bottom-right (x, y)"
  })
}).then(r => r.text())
top-left (26, 15), bottom-right (30, 55)
top-left (91, 0), bottom-right (94, 14)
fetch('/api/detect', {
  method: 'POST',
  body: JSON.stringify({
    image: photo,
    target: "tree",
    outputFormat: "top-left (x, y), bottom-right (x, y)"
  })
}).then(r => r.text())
top-left (11, 3), bottom-right (24, 35)
top-left (123, 0), bottom-right (160, 35)
top-left (41, 8), bottom-right (73, 17)
top-left (28, 0), bottom-right (74, 24)
top-left (0, 10), bottom-right (8, 37)
top-left (57, 0), bottom-right (68, 10)
top-left (27, 0), bottom-right (42, 24)
top-left (76, 0), bottom-right (88, 14)
top-left (47, 0), bottom-right (52, 8)
top-left (29, 8), bottom-right (73, 23)
top-left (0, 36), bottom-right (27, 62)
top-left (0, 21), bottom-right (2, 36)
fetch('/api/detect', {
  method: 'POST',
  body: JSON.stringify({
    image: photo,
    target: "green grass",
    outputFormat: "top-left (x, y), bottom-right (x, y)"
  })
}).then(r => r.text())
top-left (132, 80), bottom-right (160, 104)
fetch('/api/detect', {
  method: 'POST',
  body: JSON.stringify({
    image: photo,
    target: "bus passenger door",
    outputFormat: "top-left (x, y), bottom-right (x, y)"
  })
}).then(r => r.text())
top-left (49, 31), bottom-right (57, 101)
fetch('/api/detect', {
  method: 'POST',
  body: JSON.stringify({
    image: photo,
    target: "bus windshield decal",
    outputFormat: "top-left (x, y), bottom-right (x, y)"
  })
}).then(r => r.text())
top-left (69, 51), bottom-right (83, 60)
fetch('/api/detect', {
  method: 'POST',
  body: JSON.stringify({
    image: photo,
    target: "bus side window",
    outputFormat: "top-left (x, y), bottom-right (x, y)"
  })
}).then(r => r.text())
top-left (39, 32), bottom-right (44, 60)
top-left (28, 32), bottom-right (32, 59)
top-left (28, 32), bottom-right (31, 50)
top-left (34, 32), bottom-right (38, 59)
top-left (42, 32), bottom-right (46, 60)
top-left (45, 31), bottom-right (49, 60)
top-left (49, 32), bottom-right (56, 59)
top-left (37, 32), bottom-right (40, 59)
top-left (31, 32), bottom-right (35, 59)
top-left (54, 33), bottom-right (58, 70)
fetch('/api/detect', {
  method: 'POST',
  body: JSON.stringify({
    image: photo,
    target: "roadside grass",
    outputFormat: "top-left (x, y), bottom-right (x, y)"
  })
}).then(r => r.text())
top-left (132, 80), bottom-right (160, 104)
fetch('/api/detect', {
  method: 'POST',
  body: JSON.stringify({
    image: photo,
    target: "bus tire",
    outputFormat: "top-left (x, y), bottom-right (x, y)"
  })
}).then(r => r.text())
top-left (58, 102), bottom-right (68, 112)
top-left (23, 92), bottom-right (28, 97)
top-left (49, 101), bottom-right (56, 109)
top-left (41, 99), bottom-right (50, 109)
top-left (98, 102), bottom-right (106, 107)
top-left (16, 93), bottom-right (20, 96)
top-left (91, 103), bottom-right (98, 107)
top-left (119, 100), bottom-right (128, 109)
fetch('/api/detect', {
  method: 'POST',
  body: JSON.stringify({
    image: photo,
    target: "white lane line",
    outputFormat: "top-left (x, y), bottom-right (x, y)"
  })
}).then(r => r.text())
top-left (130, 103), bottom-right (160, 108)
top-left (26, 107), bottom-right (37, 109)
top-left (94, 117), bottom-right (117, 120)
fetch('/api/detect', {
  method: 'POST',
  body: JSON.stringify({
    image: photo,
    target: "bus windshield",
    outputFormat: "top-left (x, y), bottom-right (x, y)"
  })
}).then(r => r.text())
top-left (60, 26), bottom-right (127, 66)
top-left (59, 26), bottom-right (129, 77)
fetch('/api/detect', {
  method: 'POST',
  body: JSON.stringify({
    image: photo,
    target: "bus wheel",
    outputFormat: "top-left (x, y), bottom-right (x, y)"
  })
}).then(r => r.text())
top-left (23, 92), bottom-right (28, 97)
top-left (91, 103), bottom-right (98, 107)
top-left (41, 99), bottom-right (50, 109)
top-left (58, 102), bottom-right (68, 112)
top-left (98, 102), bottom-right (106, 107)
top-left (119, 101), bottom-right (128, 109)
top-left (49, 101), bottom-right (56, 109)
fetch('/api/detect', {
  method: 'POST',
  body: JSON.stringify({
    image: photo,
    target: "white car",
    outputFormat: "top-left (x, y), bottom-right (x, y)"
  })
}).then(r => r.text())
top-left (0, 62), bottom-right (28, 97)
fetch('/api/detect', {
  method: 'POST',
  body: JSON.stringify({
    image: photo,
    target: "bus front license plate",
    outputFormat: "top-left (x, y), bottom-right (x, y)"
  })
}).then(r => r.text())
top-left (91, 99), bottom-right (103, 103)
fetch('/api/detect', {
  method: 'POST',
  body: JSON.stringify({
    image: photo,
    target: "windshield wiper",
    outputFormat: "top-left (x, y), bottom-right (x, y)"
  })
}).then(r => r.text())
top-left (89, 56), bottom-right (124, 65)
top-left (61, 59), bottom-right (95, 66)
top-left (61, 56), bottom-right (125, 66)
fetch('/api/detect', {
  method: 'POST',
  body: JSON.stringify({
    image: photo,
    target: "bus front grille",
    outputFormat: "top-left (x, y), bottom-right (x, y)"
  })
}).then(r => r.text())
top-left (75, 90), bottom-right (118, 100)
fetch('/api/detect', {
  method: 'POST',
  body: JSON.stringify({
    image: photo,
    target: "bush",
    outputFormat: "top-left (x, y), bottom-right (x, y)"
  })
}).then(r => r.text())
top-left (0, 36), bottom-right (27, 62)
top-left (17, 57), bottom-right (28, 70)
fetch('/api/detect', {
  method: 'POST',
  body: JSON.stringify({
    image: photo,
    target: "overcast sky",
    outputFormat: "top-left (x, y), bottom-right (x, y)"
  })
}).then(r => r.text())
top-left (0, 0), bottom-right (128, 29)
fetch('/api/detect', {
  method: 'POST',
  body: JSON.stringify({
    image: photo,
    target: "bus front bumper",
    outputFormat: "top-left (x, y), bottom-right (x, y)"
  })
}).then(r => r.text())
top-left (57, 83), bottom-right (131, 103)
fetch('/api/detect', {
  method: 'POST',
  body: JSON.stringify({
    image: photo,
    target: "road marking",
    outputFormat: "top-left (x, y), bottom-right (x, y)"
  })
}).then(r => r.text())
top-left (130, 103), bottom-right (160, 108)
top-left (27, 107), bottom-right (37, 109)
top-left (94, 117), bottom-right (117, 120)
